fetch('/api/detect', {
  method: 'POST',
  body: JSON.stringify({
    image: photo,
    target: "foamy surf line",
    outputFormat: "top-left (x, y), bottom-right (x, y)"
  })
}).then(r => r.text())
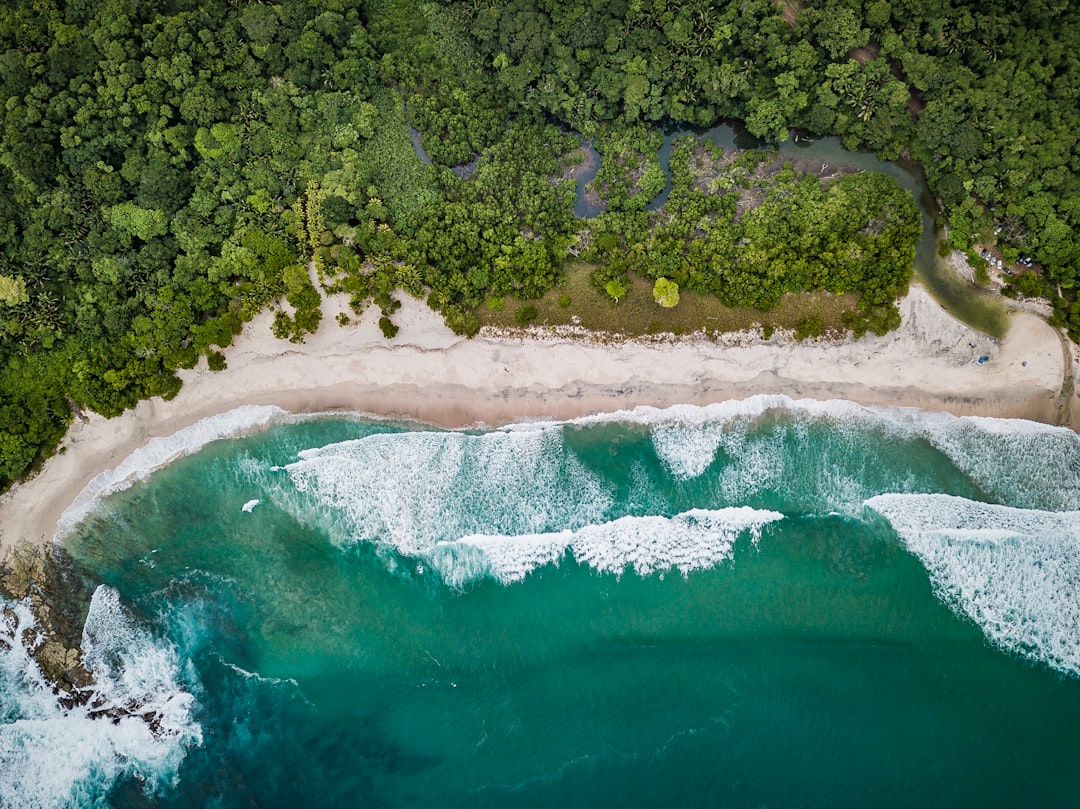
top-left (427, 507), bottom-right (784, 587)
top-left (52, 396), bottom-right (1080, 544)
top-left (55, 405), bottom-right (287, 539)
top-left (272, 397), bottom-right (1079, 557)
top-left (0, 586), bottom-right (201, 808)
top-left (284, 426), bottom-right (613, 552)
top-left (866, 493), bottom-right (1080, 676)
top-left (291, 397), bottom-right (1077, 505)
top-left (562, 394), bottom-right (1072, 434)
top-left (560, 397), bottom-right (1080, 510)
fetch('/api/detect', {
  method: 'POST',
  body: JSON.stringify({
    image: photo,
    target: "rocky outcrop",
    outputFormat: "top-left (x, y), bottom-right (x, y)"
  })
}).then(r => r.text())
top-left (0, 543), bottom-right (95, 705)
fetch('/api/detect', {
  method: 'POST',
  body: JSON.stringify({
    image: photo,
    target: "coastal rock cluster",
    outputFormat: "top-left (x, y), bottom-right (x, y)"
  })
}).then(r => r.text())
top-left (2, 545), bottom-right (189, 738)
top-left (1, 544), bottom-right (95, 704)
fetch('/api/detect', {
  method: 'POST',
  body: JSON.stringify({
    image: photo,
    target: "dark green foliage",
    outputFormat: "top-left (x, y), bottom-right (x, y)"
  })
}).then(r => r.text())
top-left (582, 139), bottom-right (919, 315)
top-left (443, 0), bottom-right (1080, 335)
top-left (272, 264), bottom-right (323, 344)
top-left (378, 316), bottom-right (399, 339)
top-left (397, 117), bottom-right (577, 325)
top-left (844, 303), bottom-right (902, 337)
top-left (2, 0), bottom-right (1078, 493)
top-left (0, 352), bottom-right (70, 490)
top-left (373, 0), bottom-right (506, 167)
top-left (967, 251), bottom-right (991, 286)
top-left (867, 304), bottom-right (902, 336)
top-left (206, 350), bottom-right (227, 372)
top-left (1004, 272), bottom-right (1047, 300)
top-left (0, 0), bottom-right (374, 482)
top-left (440, 305), bottom-right (481, 337)
top-left (351, 89), bottom-right (441, 235)
top-left (795, 315), bottom-right (825, 340)
top-left (588, 125), bottom-right (666, 211)
top-left (515, 304), bottom-right (539, 325)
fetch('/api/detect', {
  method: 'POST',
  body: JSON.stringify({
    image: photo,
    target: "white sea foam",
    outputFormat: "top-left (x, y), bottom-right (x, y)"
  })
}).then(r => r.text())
top-left (284, 427), bottom-right (612, 553)
top-left (218, 657), bottom-right (299, 689)
top-left (865, 493), bottom-right (1080, 676)
top-left (427, 507), bottom-right (783, 586)
top-left (57, 404), bottom-right (287, 539)
top-left (584, 398), bottom-right (878, 501)
top-left (639, 399), bottom-right (880, 513)
top-left (276, 397), bottom-right (1077, 569)
top-left (651, 421), bottom-right (729, 480)
top-left (0, 587), bottom-right (201, 808)
top-left (568, 395), bottom-right (1070, 441)
top-left (903, 412), bottom-right (1080, 511)
top-left (569, 395), bottom-right (875, 431)
top-left (577, 396), bottom-right (1078, 512)
top-left (241, 499), bottom-right (260, 513)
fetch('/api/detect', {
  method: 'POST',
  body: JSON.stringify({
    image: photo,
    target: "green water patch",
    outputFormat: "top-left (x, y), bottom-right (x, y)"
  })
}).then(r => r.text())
top-left (38, 407), bottom-right (1080, 807)
top-left (65, 500), bottom-right (1080, 808)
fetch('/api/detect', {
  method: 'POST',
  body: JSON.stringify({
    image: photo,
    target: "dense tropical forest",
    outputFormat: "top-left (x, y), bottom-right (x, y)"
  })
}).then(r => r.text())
top-left (0, 0), bottom-right (1078, 489)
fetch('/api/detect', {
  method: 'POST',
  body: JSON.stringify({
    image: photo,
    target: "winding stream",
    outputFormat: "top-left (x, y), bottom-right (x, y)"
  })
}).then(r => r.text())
top-left (570, 123), bottom-right (1010, 338)
top-left (407, 117), bottom-right (1009, 338)
top-left (406, 122), bottom-right (479, 179)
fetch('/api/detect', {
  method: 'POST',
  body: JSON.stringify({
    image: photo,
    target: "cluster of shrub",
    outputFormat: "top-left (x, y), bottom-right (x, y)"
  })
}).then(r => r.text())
top-left (0, 0), bottom-right (1075, 490)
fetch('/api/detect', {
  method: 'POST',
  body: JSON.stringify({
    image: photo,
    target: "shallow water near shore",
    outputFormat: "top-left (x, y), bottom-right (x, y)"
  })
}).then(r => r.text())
top-left (4, 399), bottom-right (1080, 807)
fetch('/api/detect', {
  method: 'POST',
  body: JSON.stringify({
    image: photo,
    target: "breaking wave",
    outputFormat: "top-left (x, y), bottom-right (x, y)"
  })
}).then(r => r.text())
top-left (0, 586), bottom-right (201, 808)
top-left (57, 405), bottom-right (287, 539)
top-left (284, 427), bottom-right (612, 553)
top-left (866, 493), bottom-right (1080, 676)
top-left (906, 412), bottom-right (1080, 511)
top-left (56, 397), bottom-right (1079, 546)
top-left (50, 398), bottom-right (1080, 677)
top-left (622, 397), bottom-right (1078, 512)
top-left (427, 507), bottom-right (783, 587)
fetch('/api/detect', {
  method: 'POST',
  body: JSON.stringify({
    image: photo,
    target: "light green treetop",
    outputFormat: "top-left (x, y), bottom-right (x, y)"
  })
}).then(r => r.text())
top-left (653, 277), bottom-right (679, 308)
top-left (0, 275), bottom-right (28, 307)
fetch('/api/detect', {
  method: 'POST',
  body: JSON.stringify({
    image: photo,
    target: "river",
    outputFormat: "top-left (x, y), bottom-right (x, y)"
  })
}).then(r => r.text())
top-left (570, 122), bottom-right (1010, 338)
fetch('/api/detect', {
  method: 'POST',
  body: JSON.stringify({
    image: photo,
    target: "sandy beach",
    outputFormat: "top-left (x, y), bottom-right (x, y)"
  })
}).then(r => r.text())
top-left (1, 285), bottom-right (1075, 559)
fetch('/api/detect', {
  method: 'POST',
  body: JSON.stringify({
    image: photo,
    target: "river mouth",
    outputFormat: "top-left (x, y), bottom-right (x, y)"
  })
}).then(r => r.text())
top-left (568, 121), bottom-right (1010, 339)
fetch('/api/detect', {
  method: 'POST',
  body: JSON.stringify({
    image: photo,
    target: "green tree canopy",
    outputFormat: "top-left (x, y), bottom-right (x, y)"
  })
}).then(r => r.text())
top-left (653, 277), bottom-right (680, 308)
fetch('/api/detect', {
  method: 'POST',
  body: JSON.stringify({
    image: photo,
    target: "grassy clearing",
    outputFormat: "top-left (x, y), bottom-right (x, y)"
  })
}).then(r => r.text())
top-left (478, 262), bottom-right (859, 339)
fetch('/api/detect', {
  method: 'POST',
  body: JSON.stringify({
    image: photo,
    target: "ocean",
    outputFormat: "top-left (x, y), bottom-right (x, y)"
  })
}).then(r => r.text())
top-left (3, 396), bottom-right (1080, 807)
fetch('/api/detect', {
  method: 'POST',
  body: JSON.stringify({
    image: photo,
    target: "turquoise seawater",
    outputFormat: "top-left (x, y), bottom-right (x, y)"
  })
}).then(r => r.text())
top-left (4, 397), bottom-right (1080, 807)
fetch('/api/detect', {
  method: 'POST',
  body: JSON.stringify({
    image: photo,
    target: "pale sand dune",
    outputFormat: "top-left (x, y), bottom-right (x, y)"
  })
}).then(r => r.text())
top-left (0, 285), bottom-right (1071, 558)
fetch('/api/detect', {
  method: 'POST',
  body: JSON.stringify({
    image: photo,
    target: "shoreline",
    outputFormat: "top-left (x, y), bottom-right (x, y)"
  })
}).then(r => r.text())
top-left (1, 285), bottom-right (1075, 560)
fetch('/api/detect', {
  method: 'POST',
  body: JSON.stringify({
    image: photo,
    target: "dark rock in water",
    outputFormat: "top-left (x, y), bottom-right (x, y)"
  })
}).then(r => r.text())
top-left (2, 543), bottom-right (186, 739)
top-left (1, 543), bottom-right (97, 700)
